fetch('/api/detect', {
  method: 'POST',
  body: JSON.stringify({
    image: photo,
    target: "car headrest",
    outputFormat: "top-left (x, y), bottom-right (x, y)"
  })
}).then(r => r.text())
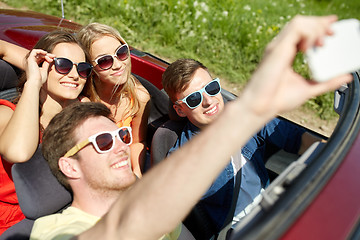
top-left (0, 59), bottom-right (21, 102)
top-left (151, 119), bottom-right (187, 165)
top-left (12, 145), bottom-right (72, 220)
top-left (0, 59), bottom-right (20, 91)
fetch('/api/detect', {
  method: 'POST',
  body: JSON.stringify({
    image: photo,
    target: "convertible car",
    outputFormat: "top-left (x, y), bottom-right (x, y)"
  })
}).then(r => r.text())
top-left (0, 9), bottom-right (359, 240)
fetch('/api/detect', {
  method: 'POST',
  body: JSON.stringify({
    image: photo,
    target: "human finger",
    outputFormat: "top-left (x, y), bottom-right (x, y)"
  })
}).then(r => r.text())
top-left (295, 15), bottom-right (338, 52)
top-left (29, 49), bottom-right (48, 61)
top-left (266, 15), bottom-right (338, 64)
top-left (44, 53), bottom-right (55, 63)
top-left (307, 73), bottom-right (353, 97)
top-left (39, 60), bottom-right (51, 84)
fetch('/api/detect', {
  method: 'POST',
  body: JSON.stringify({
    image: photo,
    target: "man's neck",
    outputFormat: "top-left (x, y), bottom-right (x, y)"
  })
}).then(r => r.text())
top-left (71, 190), bottom-right (122, 218)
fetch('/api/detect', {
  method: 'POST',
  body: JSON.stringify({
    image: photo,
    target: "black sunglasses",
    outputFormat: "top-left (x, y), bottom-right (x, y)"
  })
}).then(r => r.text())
top-left (175, 78), bottom-right (221, 109)
top-left (93, 44), bottom-right (130, 70)
top-left (54, 57), bottom-right (93, 78)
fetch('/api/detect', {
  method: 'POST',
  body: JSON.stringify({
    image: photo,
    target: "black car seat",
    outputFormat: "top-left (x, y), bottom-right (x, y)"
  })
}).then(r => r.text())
top-left (0, 59), bottom-right (20, 102)
top-left (150, 100), bottom-right (187, 165)
top-left (0, 145), bottom-right (72, 240)
top-left (132, 74), bottom-right (170, 170)
top-left (132, 74), bottom-right (170, 151)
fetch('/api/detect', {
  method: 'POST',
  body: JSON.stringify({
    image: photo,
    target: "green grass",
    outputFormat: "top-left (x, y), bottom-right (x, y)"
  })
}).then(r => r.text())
top-left (5, 0), bottom-right (360, 119)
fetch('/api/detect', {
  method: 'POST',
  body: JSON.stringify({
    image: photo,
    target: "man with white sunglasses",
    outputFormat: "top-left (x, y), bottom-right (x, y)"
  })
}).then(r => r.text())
top-left (31, 102), bottom-right (189, 240)
top-left (30, 15), bottom-right (352, 240)
top-left (161, 57), bottom-right (324, 238)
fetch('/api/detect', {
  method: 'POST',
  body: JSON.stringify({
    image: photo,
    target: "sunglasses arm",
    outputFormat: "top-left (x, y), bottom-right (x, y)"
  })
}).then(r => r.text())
top-left (63, 139), bottom-right (90, 158)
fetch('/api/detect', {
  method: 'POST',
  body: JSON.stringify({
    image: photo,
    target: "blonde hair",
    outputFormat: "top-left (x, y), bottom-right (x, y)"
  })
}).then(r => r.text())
top-left (77, 23), bottom-right (140, 120)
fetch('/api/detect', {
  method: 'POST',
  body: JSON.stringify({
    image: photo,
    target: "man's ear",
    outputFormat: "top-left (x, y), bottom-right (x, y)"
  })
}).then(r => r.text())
top-left (173, 104), bottom-right (187, 117)
top-left (58, 157), bottom-right (81, 179)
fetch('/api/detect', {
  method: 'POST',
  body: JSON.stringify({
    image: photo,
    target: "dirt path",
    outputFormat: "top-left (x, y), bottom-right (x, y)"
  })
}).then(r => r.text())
top-left (0, 2), bottom-right (17, 9)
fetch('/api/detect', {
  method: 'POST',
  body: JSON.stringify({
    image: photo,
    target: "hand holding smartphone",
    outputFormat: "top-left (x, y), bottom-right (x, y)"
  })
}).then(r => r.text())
top-left (306, 19), bottom-right (360, 82)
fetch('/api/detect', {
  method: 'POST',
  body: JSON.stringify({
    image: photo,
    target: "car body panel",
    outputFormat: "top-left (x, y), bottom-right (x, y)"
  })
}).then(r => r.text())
top-left (280, 72), bottom-right (360, 240)
top-left (232, 73), bottom-right (360, 240)
top-left (0, 9), bottom-right (81, 49)
top-left (282, 132), bottom-right (360, 239)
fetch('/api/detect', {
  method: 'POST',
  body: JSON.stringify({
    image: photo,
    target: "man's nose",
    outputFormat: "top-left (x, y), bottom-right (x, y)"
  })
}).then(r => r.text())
top-left (202, 92), bottom-right (213, 106)
top-left (112, 137), bottom-right (129, 153)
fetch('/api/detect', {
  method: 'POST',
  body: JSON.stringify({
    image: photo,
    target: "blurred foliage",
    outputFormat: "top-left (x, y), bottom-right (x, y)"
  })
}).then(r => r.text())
top-left (5, 0), bottom-right (360, 119)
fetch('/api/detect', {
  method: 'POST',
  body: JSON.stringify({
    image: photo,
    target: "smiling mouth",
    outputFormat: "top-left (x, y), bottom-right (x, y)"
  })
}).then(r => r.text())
top-left (111, 160), bottom-right (128, 169)
top-left (112, 68), bottom-right (125, 76)
top-left (60, 82), bottom-right (78, 88)
top-left (205, 105), bottom-right (218, 115)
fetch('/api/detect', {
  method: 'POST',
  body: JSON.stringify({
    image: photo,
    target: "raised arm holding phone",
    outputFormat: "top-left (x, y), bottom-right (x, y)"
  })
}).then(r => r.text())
top-left (31, 15), bottom-right (353, 240)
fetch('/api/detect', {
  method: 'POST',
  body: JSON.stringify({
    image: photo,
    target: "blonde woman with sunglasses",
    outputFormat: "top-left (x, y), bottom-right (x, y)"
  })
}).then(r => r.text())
top-left (77, 23), bottom-right (150, 178)
top-left (0, 31), bottom-right (92, 233)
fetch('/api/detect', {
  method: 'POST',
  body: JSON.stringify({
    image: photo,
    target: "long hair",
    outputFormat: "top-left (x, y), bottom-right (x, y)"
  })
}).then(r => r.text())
top-left (77, 23), bottom-right (140, 120)
top-left (14, 30), bottom-right (89, 104)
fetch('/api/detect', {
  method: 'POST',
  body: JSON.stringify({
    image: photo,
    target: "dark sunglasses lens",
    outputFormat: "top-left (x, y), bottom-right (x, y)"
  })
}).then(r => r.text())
top-left (186, 92), bottom-right (202, 108)
top-left (118, 129), bottom-right (131, 144)
top-left (77, 63), bottom-right (92, 78)
top-left (55, 58), bottom-right (73, 74)
top-left (116, 45), bottom-right (129, 61)
top-left (97, 55), bottom-right (114, 70)
top-left (95, 133), bottom-right (114, 152)
top-left (206, 81), bottom-right (221, 96)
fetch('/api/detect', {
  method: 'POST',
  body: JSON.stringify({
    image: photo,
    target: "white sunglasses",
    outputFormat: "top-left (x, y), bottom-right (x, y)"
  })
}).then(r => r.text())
top-left (63, 127), bottom-right (132, 157)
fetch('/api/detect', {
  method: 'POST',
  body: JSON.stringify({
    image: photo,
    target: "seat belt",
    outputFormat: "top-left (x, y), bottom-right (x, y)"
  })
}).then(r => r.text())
top-left (216, 154), bottom-right (242, 240)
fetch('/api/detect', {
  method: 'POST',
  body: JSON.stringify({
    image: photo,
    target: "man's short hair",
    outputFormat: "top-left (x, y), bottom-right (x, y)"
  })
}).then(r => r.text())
top-left (162, 59), bottom-right (209, 103)
top-left (42, 102), bottom-right (112, 191)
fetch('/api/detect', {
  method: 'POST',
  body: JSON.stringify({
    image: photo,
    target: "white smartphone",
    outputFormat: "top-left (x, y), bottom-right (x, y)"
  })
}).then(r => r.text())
top-left (306, 18), bottom-right (360, 82)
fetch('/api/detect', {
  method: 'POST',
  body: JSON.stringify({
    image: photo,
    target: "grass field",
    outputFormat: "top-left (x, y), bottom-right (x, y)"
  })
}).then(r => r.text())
top-left (4, 0), bottom-right (360, 119)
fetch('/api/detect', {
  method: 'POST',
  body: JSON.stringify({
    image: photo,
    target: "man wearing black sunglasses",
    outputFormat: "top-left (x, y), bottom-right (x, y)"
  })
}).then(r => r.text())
top-left (30, 15), bottom-right (352, 240)
top-left (161, 61), bottom-right (324, 237)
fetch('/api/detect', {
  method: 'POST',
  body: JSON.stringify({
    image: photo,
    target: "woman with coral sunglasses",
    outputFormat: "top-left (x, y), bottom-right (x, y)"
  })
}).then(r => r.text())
top-left (0, 31), bottom-right (92, 233)
top-left (77, 23), bottom-right (150, 178)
